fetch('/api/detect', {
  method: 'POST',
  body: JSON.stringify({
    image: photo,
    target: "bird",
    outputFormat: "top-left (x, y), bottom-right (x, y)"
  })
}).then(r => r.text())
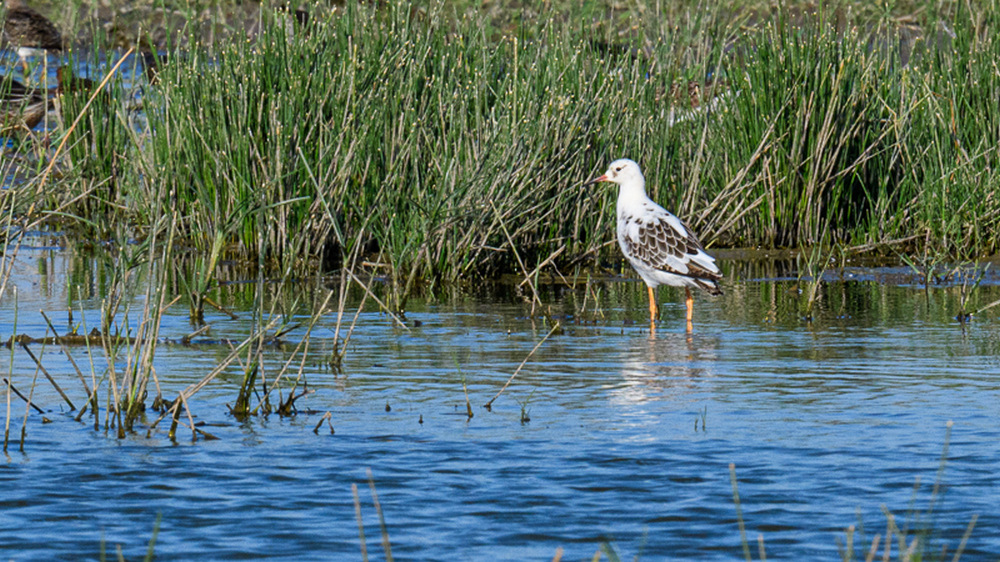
top-left (54, 65), bottom-right (95, 93)
top-left (1, 66), bottom-right (89, 135)
top-left (139, 49), bottom-right (160, 85)
top-left (0, 75), bottom-right (50, 133)
top-left (2, 0), bottom-right (63, 73)
top-left (658, 78), bottom-right (734, 127)
top-left (587, 158), bottom-right (722, 328)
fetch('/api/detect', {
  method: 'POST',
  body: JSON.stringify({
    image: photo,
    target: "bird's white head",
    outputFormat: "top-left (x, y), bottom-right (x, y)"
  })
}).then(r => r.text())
top-left (587, 158), bottom-right (645, 190)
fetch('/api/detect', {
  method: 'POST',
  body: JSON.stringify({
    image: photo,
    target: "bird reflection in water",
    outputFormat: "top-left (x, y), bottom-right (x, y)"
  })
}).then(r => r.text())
top-left (608, 329), bottom-right (720, 407)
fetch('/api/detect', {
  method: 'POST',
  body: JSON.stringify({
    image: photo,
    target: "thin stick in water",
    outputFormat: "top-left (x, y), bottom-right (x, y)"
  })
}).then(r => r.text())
top-left (366, 468), bottom-right (393, 562)
top-left (181, 325), bottom-right (210, 346)
top-left (18, 342), bottom-right (75, 410)
top-left (843, 524), bottom-right (855, 562)
top-left (952, 514), bottom-right (977, 562)
top-left (20, 360), bottom-right (42, 451)
top-left (490, 199), bottom-right (543, 315)
top-left (145, 513), bottom-right (162, 562)
top-left (864, 534), bottom-right (880, 562)
top-left (484, 322), bottom-right (560, 409)
top-left (729, 463), bottom-right (752, 562)
top-left (2, 379), bottom-right (45, 415)
top-left (352, 483), bottom-right (368, 562)
top-left (346, 269), bottom-right (409, 330)
top-left (926, 421), bottom-right (953, 518)
top-left (40, 311), bottom-right (91, 399)
top-left (313, 411), bottom-right (332, 434)
top-left (518, 245), bottom-right (566, 289)
top-left (462, 379), bottom-right (473, 420)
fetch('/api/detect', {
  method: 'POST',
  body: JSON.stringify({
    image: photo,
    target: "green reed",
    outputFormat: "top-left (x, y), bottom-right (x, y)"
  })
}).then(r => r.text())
top-left (135, 2), bottom-right (621, 290)
top-left (17, 1), bottom-right (1000, 294)
top-left (58, 51), bottom-right (135, 212)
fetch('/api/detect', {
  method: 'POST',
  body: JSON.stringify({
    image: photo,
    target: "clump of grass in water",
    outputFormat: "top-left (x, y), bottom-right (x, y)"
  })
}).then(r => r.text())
top-left (795, 232), bottom-right (838, 323)
top-left (58, 51), bottom-right (133, 198)
top-left (90, 214), bottom-right (176, 437)
top-left (98, 513), bottom-right (161, 562)
top-left (729, 421), bottom-right (979, 561)
top-left (516, 392), bottom-right (532, 424)
top-left (227, 274), bottom-right (338, 422)
top-left (950, 260), bottom-right (987, 323)
top-left (696, 406), bottom-right (707, 432)
top-left (684, 3), bottom-right (1000, 256)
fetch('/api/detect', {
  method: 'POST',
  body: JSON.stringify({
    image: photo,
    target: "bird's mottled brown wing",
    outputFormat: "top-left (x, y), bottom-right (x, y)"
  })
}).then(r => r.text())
top-left (620, 211), bottom-right (721, 281)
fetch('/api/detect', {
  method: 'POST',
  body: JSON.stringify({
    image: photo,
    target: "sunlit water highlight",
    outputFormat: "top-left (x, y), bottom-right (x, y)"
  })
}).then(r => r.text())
top-left (1, 243), bottom-right (998, 559)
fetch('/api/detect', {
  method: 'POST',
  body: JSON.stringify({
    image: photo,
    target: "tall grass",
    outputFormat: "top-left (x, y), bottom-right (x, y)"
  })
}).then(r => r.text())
top-left (16, 0), bottom-right (1000, 296)
top-left (131, 3), bottom-right (621, 303)
top-left (697, 3), bottom-right (1000, 251)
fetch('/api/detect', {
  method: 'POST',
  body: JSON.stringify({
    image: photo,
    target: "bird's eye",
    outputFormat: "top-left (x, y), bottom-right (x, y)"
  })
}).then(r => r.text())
top-left (615, 167), bottom-right (622, 172)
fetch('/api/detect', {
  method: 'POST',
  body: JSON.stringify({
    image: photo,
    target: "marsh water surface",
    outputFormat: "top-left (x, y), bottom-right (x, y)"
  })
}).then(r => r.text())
top-left (0, 242), bottom-right (998, 560)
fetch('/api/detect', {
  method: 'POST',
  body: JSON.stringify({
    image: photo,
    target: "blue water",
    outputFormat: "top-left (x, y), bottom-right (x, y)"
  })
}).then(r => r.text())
top-left (0, 245), bottom-right (997, 560)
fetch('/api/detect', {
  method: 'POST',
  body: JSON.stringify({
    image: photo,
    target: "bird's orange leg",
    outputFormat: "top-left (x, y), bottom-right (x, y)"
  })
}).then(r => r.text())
top-left (648, 286), bottom-right (658, 334)
top-left (685, 288), bottom-right (694, 322)
top-left (648, 286), bottom-right (657, 322)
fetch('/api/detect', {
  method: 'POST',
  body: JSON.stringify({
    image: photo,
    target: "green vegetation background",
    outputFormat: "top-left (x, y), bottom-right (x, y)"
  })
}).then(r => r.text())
top-left (4, 1), bottom-right (999, 304)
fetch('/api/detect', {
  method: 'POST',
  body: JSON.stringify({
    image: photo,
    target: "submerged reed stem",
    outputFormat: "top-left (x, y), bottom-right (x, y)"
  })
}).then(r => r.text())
top-left (366, 468), bottom-right (393, 562)
top-left (352, 483), bottom-right (368, 562)
top-left (729, 463), bottom-right (752, 562)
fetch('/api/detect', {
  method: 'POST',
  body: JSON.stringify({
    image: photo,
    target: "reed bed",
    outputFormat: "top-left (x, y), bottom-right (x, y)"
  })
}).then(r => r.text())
top-left (1, 0), bottom-right (994, 307)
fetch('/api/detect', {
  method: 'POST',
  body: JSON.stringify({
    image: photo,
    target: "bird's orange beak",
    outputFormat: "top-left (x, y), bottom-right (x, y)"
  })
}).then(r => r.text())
top-left (585, 174), bottom-right (608, 185)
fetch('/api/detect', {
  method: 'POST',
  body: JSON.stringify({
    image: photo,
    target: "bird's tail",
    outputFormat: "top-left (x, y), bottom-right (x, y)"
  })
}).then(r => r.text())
top-left (695, 278), bottom-right (723, 296)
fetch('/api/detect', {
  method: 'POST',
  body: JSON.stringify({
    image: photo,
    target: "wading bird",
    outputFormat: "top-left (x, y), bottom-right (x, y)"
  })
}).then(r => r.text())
top-left (0, 75), bottom-right (48, 133)
top-left (587, 158), bottom-right (722, 329)
top-left (1, 66), bottom-right (94, 134)
top-left (3, 0), bottom-right (62, 73)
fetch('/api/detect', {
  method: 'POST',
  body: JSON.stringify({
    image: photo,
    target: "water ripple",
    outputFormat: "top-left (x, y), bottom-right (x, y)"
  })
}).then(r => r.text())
top-left (1, 269), bottom-right (998, 558)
